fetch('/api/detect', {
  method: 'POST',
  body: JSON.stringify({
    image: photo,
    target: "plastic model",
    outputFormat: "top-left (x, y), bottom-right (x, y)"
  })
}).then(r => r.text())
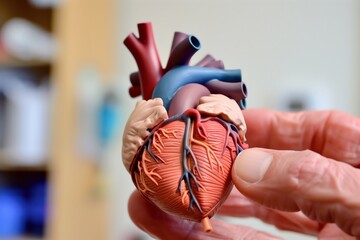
top-left (122, 22), bottom-right (248, 232)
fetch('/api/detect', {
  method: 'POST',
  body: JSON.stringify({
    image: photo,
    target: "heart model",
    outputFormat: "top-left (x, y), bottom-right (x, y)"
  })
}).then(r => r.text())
top-left (122, 22), bottom-right (248, 232)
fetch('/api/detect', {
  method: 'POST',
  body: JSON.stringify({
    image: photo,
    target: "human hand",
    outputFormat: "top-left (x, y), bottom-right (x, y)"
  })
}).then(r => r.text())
top-left (128, 109), bottom-right (360, 239)
top-left (231, 109), bottom-right (360, 239)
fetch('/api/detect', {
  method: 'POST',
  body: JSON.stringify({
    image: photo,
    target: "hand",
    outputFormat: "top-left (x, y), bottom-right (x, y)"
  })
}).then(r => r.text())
top-left (128, 109), bottom-right (360, 239)
top-left (231, 109), bottom-right (360, 239)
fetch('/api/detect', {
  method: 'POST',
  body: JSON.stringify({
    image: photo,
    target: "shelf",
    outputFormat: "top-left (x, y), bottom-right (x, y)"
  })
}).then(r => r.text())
top-left (0, 153), bottom-right (48, 172)
top-left (0, 0), bottom-right (114, 239)
top-left (0, 0), bottom-right (53, 32)
top-left (0, 57), bottom-right (51, 68)
top-left (0, 166), bottom-right (47, 189)
top-left (3, 237), bottom-right (43, 240)
top-left (0, 56), bottom-right (52, 86)
top-left (0, 162), bottom-right (48, 172)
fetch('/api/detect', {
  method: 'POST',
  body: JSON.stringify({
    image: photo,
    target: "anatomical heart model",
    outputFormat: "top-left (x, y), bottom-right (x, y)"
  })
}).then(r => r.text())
top-left (122, 22), bottom-right (248, 232)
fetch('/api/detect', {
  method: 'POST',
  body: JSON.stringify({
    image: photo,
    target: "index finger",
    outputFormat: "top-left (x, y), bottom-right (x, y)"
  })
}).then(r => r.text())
top-left (243, 109), bottom-right (360, 166)
top-left (128, 191), bottom-right (280, 240)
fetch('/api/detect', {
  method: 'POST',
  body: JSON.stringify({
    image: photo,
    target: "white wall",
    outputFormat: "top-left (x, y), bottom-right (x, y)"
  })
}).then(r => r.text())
top-left (110, 0), bottom-right (360, 239)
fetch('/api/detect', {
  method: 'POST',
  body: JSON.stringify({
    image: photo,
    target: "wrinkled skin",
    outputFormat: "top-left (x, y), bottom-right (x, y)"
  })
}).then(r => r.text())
top-left (128, 109), bottom-right (360, 239)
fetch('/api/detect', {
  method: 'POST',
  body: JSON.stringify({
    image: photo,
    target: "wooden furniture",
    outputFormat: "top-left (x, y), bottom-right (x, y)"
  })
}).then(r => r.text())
top-left (0, 0), bottom-right (116, 239)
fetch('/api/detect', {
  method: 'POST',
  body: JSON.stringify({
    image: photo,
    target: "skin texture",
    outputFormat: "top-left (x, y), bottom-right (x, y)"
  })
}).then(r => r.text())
top-left (128, 109), bottom-right (360, 239)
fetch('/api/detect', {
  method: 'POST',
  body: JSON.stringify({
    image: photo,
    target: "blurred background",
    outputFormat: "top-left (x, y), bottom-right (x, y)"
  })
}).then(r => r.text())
top-left (0, 0), bottom-right (359, 239)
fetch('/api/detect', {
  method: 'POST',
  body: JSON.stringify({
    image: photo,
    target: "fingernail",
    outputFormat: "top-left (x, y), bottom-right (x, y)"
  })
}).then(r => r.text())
top-left (234, 149), bottom-right (273, 184)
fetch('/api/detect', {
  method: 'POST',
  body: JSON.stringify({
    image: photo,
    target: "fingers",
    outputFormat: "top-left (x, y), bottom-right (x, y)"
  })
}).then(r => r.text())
top-left (197, 94), bottom-right (247, 141)
top-left (218, 189), bottom-right (321, 235)
top-left (122, 98), bottom-right (168, 171)
top-left (318, 224), bottom-right (356, 239)
top-left (128, 191), bottom-right (281, 240)
top-left (243, 109), bottom-right (360, 166)
top-left (232, 148), bottom-right (360, 237)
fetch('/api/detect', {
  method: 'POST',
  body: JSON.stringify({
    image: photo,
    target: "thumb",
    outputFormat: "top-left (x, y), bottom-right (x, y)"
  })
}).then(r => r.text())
top-left (232, 148), bottom-right (360, 237)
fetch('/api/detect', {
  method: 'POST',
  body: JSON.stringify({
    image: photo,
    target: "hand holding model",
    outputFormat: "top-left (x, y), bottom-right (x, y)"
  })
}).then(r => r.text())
top-left (122, 22), bottom-right (360, 238)
top-left (128, 109), bottom-right (360, 239)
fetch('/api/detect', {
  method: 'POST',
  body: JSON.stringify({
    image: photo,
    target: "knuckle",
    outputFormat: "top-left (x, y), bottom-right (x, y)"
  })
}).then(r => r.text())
top-left (287, 150), bottom-right (330, 192)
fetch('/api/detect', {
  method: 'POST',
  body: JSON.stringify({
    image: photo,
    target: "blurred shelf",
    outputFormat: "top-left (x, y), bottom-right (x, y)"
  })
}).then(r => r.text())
top-left (2, 237), bottom-right (44, 240)
top-left (0, 1), bottom-right (114, 239)
top-left (0, 57), bottom-right (51, 68)
top-left (0, 163), bottom-right (48, 172)
top-left (0, 154), bottom-right (48, 172)
top-left (0, 0), bottom-right (53, 32)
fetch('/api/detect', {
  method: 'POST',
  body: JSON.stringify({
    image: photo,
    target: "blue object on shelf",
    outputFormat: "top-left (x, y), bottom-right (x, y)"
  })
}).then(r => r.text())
top-left (27, 182), bottom-right (47, 236)
top-left (99, 91), bottom-right (119, 145)
top-left (0, 188), bottom-right (26, 237)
